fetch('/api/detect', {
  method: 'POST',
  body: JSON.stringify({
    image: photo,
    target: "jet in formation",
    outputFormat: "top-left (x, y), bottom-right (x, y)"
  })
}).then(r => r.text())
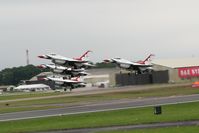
top-left (38, 50), bottom-right (92, 91)
top-left (104, 54), bottom-right (155, 74)
top-left (45, 76), bottom-right (86, 91)
top-left (38, 50), bottom-right (93, 69)
top-left (37, 64), bottom-right (88, 77)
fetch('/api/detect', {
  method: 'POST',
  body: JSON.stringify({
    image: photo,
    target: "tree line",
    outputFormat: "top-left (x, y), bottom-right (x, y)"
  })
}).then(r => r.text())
top-left (0, 65), bottom-right (44, 86)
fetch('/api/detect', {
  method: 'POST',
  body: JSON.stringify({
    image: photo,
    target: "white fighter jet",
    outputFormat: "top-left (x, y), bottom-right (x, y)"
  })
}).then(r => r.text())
top-left (45, 76), bottom-right (86, 91)
top-left (38, 50), bottom-right (93, 68)
top-left (37, 64), bottom-right (88, 77)
top-left (104, 54), bottom-right (155, 74)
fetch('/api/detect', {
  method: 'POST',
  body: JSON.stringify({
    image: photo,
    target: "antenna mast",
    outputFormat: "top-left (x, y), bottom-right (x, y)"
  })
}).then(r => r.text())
top-left (26, 49), bottom-right (30, 65)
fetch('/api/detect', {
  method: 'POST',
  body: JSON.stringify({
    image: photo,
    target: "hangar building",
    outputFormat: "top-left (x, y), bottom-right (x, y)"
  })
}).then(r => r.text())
top-left (153, 58), bottom-right (199, 83)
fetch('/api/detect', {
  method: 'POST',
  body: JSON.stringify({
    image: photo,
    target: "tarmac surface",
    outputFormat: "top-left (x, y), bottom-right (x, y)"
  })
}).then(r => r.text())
top-left (1, 94), bottom-right (199, 122)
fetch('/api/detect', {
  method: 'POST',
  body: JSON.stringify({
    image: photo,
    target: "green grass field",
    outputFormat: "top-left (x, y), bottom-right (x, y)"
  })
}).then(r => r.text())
top-left (98, 126), bottom-right (199, 133)
top-left (0, 91), bottom-right (65, 101)
top-left (1, 101), bottom-right (199, 133)
top-left (0, 86), bottom-right (199, 114)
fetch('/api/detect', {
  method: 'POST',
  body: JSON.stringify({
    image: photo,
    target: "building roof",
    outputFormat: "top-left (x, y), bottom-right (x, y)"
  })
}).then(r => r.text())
top-left (0, 85), bottom-right (15, 89)
top-left (153, 58), bottom-right (199, 68)
top-left (15, 84), bottom-right (50, 90)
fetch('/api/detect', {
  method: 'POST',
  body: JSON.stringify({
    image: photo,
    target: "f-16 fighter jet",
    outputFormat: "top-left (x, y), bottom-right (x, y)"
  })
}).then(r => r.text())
top-left (37, 64), bottom-right (88, 77)
top-left (38, 50), bottom-right (92, 68)
top-left (45, 76), bottom-right (86, 91)
top-left (104, 54), bottom-right (154, 74)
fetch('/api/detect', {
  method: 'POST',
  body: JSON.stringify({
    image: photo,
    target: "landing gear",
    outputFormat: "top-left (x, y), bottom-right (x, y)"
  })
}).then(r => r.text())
top-left (69, 86), bottom-right (74, 92)
top-left (128, 71), bottom-right (133, 76)
top-left (120, 69), bottom-right (122, 74)
top-left (148, 69), bottom-right (154, 74)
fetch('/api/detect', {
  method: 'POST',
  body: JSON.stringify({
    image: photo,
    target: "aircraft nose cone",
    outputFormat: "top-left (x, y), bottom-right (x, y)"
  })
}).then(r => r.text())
top-left (37, 65), bottom-right (45, 69)
top-left (38, 55), bottom-right (45, 58)
top-left (38, 77), bottom-right (47, 81)
top-left (103, 59), bottom-right (110, 63)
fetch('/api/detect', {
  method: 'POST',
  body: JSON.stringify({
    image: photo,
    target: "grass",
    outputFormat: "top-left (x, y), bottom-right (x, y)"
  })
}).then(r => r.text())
top-left (0, 86), bottom-right (199, 114)
top-left (1, 101), bottom-right (199, 133)
top-left (97, 126), bottom-right (199, 133)
top-left (0, 92), bottom-right (66, 101)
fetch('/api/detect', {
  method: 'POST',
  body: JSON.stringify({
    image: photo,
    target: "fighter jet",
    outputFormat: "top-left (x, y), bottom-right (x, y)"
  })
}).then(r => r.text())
top-left (45, 76), bottom-right (86, 91)
top-left (104, 54), bottom-right (155, 74)
top-left (38, 50), bottom-right (93, 68)
top-left (37, 64), bottom-right (88, 77)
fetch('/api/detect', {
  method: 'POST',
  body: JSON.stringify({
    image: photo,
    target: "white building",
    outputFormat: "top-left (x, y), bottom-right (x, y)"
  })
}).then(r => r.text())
top-left (14, 84), bottom-right (51, 92)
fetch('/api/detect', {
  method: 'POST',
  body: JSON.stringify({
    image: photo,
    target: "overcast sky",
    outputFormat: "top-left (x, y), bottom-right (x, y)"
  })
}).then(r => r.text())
top-left (1, 0), bottom-right (199, 70)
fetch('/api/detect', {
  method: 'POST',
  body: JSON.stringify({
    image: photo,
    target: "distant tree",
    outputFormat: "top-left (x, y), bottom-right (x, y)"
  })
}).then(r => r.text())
top-left (0, 65), bottom-right (47, 86)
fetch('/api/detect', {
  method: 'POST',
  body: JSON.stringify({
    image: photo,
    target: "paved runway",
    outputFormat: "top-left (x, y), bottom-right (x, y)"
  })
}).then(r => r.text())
top-left (1, 94), bottom-right (199, 122)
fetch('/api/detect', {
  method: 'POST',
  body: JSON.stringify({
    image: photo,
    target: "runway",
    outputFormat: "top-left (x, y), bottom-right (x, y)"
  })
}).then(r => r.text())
top-left (1, 94), bottom-right (199, 122)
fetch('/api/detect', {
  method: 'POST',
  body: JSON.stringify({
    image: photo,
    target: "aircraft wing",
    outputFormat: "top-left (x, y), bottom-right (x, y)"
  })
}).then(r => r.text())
top-left (47, 77), bottom-right (83, 84)
top-left (39, 54), bottom-right (87, 63)
top-left (83, 62), bottom-right (95, 67)
top-left (52, 55), bottom-right (86, 63)
top-left (129, 62), bottom-right (153, 67)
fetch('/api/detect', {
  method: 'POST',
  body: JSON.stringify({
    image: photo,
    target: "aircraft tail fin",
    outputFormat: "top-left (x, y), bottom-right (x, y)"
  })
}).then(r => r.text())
top-left (137, 54), bottom-right (155, 64)
top-left (143, 54), bottom-right (155, 62)
top-left (74, 50), bottom-right (92, 61)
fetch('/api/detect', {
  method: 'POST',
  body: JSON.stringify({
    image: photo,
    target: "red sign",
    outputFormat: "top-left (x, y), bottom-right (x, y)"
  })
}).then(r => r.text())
top-left (178, 67), bottom-right (199, 78)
